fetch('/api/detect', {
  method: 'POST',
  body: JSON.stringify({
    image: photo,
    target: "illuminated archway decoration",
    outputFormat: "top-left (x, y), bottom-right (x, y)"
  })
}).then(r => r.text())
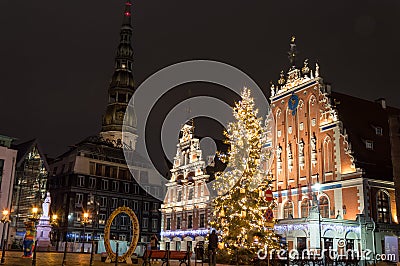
top-left (104, 206), bottom-right (139, 263)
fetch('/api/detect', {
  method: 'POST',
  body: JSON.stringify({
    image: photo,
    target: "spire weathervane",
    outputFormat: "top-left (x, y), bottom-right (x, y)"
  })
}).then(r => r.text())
top-left (288, 36), bottom-right (298, 69)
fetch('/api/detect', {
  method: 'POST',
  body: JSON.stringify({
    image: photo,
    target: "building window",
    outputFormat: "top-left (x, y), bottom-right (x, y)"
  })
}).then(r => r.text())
top-left (177, 217), bottom-right (181, 229)
top-left (96, 164), bottom-right (103, 176)
top-left (89, 162), bottom-right (95, 175)
top-left (75, 193), bottom-right (83, 205)
top-left (166, 218), bottom-right (171, 230)
top-left (297, 237), bottom-right (306, 253)
top-left (324, 238), bottom-right (333, 250)
top-left (375, 127), bottom-right (383, 136)
top-left (99, 214), bottom-right (106, 225)
top-left (188, 215), bottom-right (193, 229)
top-left (319, 196), bottom-right (329, 218)
top-left (121, 215), bottom-right (127, 226)
top-left (132, 200), bottom-right (138, 210)
top-left (153, 203), bottom-right (159, 211)
top-left (377, 190), bottom-right (390, 223)
top-left (346, 239), bottom-right (354, 250)
top-left (177, 190), bottom-right (182, 202)
top-left (143, 202), bottom-right (149, 211)
top-left (143, 218), bottom-right (148, 228)
top-left (77, 176), bottom-right (85, 187)
top-left (101, 179), bottom-right (109, 190)
top-left (277, 130), bottom-right (282, 137)
top-left (366, 140), bottom-right (374, 150)
top-left (283, 201), bottom-right (293, 219)
top-left (124, 183), bottom-right (130, 193)
top-left (199, 214), bottom-right (205, 228)
top-left (119, 168), bottom-right (128, 180)
top-left (312, 118), bottom-right (316, 127)
top-left (112, 198), bottom-right (118, 208)
top-left (301, 198), bottom-right (309, 218)
top-left (152, 219), bottom-right (158, 230)
top-left (100, 197), bottom-right (107, 207)
top-left (75, 212), bottom-right (81, 222)
top-left (299, 122), bottom-right (304, 131)
top-left (112, 181), bottom-right (119, 192)
top-left (89, 177), bottom-right (96, 188)
top-left (188, 188), bottom-right (194, 200)
top-left (140, 171), bottom-right (149, 183)
top-left (122, 199), bottom-right (128, 207)
top-left (288, 126), bottom-right (292, 134)
top-left (323, 138), bottom-right (334, 173)
top-left (133, 184), bottom-right (139, 194)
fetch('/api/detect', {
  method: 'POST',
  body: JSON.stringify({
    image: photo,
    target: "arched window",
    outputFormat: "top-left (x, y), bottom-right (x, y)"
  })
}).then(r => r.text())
top-left (283, 201), bottom-right (294, 219)
top-left (323, 137), bottom-right (334, 174)
top-left (319, 196), bottom-right (329, 218)
top-left (301, 198), bottom-right (309, 218)
top-left (377, 190), bottom-right (390, 223)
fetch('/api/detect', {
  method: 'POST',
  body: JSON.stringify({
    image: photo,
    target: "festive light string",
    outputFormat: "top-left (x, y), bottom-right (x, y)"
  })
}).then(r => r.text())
top-left (210, 88), bottom-right (280, 258)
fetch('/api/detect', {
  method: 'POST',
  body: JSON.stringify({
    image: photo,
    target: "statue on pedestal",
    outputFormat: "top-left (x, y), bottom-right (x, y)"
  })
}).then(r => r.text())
top-left (36, 192), bottom-right (52, 251)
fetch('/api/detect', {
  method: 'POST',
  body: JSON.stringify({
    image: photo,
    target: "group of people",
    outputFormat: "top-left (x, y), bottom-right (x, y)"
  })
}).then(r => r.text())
top-left (147, 230), bottom-right (219, 265)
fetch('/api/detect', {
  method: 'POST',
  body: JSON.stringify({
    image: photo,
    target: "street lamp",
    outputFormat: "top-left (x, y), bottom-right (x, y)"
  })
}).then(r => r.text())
top-left (51, 214), bottom-right (59, 251)
top-left (0, 209), bottom-right (10, 264)
top-left (81, 212), bottom-right (89, 253)
top-left (31, 207), bottom-right (40, 266)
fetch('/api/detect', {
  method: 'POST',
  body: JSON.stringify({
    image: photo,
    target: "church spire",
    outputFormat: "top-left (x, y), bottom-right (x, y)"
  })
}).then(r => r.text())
top-left (123, 1), bottom-right (132, 26)
top-left (288, 36), bottom-right (298, 69)
top-left (100, 0), bottom-right (137, 150)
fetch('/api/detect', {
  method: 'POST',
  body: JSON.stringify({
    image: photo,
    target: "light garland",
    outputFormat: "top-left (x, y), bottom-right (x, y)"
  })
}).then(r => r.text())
top-left (161, 229), bottom-right (209, 238)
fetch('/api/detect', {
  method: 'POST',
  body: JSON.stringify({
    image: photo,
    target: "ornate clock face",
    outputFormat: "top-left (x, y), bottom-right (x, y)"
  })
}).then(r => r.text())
top-left (288, 94), bottom-right (299, 115)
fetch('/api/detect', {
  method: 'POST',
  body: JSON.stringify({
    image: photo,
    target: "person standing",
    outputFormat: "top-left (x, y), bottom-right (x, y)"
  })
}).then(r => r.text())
top-left (208, 230), bottom-right (218, 266)
top-left (150, 234), bottom-right (159, 263)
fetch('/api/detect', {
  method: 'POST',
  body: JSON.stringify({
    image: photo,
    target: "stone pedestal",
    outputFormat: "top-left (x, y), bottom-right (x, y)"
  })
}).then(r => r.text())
top-left (36, 217), bottom-right (52, 251)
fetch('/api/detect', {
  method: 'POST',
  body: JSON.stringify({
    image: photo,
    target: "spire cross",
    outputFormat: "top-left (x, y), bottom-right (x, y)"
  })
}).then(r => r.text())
top-left (288, 35), bottom-right (298, 68)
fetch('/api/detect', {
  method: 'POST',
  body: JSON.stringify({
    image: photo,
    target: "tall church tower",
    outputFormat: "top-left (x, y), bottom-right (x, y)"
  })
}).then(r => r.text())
top-left (100, 0), bottom-right (137, 150)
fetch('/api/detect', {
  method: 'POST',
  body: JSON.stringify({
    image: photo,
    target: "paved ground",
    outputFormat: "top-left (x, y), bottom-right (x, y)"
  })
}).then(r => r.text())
top-left (1, 251), bottom-right (226, 266)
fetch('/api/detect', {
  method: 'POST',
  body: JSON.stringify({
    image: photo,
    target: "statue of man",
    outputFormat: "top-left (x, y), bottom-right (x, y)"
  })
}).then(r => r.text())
top-left (42, 192), bottom-right (51, 219)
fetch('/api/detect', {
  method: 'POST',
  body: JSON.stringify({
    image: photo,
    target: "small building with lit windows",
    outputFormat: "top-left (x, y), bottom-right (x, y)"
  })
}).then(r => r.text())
top-left (160, 122), bottom-right (212, 252)
top-left (266, 39), bottom-right (400, 259)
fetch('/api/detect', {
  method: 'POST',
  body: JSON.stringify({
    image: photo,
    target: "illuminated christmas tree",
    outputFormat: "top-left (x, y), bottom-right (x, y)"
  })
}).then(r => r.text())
top-left (210, 88), bottom-right (280, 261)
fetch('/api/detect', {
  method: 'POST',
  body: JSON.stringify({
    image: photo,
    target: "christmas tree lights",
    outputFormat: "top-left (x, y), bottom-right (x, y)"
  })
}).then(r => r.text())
top-left (210, 88), bottom-right (280, 260)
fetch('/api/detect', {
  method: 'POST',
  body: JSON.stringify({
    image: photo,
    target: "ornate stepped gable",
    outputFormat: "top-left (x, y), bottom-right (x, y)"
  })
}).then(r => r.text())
top-left (161, 122), bottom-right (211, 248)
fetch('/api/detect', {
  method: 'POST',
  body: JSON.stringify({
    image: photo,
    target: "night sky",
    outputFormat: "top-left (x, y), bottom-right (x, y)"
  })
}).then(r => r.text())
top-left (1, 0), bottom-right (399, 157)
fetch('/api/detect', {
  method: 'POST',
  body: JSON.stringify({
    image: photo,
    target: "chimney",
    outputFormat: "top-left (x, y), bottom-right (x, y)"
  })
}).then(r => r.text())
top-left (375, 98), bottom-right (386, 109)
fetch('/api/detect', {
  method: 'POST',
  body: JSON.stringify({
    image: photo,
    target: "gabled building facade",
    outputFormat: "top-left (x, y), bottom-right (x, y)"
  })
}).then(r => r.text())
top-left (267, 39), bottom-right (400, 260)
top-left (160, 123), bottom-right (211, 252)
top-left (9, 139), bottom-right (49, 248)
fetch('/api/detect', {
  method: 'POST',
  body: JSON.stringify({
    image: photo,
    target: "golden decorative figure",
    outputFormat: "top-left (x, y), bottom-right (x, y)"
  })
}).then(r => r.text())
top-left (291, 36), bottom-right (296, 43)
top-left (104, 206), bottom-right (139, 264)
top-left (302, 59), bottom-right (310, 75)
top-left (278, 70), bottom-right (286, 85)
